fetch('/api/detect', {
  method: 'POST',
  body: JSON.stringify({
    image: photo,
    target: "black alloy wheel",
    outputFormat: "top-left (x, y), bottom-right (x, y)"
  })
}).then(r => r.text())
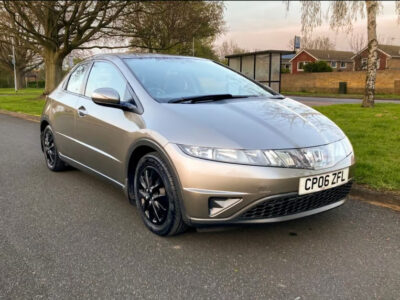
top-left (41, 125), bottom-right (67, 171)
top-left (137, 166), bottom-right (169, 225)
top-left (134, 152), bottom-right (187, 236)
top-left (43, 129), bottom-right (56, 168)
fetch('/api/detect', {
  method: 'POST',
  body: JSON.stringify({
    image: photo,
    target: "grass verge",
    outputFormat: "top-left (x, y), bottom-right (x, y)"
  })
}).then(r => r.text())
top-left (283, 91), bottom-right (400, 100)
top-left (0, 89), bottom-right (44, 116)
top-left (0, 88), bottom-right (45, 95)
top-left (315, 104), bottom-right (400, 191)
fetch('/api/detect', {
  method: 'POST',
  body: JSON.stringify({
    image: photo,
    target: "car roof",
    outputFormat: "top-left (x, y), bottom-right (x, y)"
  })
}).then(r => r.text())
top-left (87, 52), bottom-right (208, 61)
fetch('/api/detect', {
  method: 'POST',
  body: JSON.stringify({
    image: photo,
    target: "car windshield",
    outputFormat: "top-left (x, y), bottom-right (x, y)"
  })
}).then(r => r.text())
top-left (124, 57), bottom-right (274, 103)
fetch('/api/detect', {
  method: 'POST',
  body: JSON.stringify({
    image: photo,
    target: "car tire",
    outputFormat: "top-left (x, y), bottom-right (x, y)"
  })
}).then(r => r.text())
top-left (134, 152), bottom-right (187, 236)
top-left (41, 125), bottom-right (67, 172)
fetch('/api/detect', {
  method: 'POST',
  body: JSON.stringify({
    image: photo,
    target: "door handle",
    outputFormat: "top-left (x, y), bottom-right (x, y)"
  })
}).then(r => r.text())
top-left (77, 106), bottom-right (87, 117)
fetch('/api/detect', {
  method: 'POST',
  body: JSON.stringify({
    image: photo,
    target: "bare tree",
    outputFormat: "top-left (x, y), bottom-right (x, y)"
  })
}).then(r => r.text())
top-left (217, 39), bottom-right (247, 62)
top-left (0, 13), bottom-right (42, 89)
top-left (288, 36), bottom-right (336, 51)
top-left (348, 32), bottom-right (397, 54)
top-left (122, 1), bottom-right (224, 54)
top-left (378, 34), bottom-right (397, 45)
top-left (0, 1), bottom-right (135, 94)
top-left (286, 0), bottom-right (400, 108)
top-left (0, 39), bottom-right (42, 89)
top-left (348, 32), bottom-right (366, 53)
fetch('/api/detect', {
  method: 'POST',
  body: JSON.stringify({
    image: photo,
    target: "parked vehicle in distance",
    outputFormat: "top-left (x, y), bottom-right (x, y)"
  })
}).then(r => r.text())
top-left (40, 53), bottom-right (355, 236)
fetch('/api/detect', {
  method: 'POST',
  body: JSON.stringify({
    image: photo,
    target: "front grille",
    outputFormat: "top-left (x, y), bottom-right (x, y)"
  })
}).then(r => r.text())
top-left (239, 182), bottom-right (352, 220)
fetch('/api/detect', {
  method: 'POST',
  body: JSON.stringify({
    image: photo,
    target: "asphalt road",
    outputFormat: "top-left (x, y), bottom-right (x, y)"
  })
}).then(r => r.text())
top-left (1, 113), bottom-right (399, 299)
top-left (289, 96), bottom-right (400, 106)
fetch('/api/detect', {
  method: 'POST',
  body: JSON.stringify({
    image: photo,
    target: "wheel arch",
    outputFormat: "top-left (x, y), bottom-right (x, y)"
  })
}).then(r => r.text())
top-left (124, 139), bottom-right (190, 224)
top-left (40, 119), bottom-right (50, 132)
top-left (125, 139), bottom-right (174, 192)
top-left (40, 119), bottom-right (50, 152)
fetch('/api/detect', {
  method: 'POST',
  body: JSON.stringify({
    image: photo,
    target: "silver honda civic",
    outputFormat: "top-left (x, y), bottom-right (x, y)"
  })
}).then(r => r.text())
top-left (40, 53), bottom-right (355, 236)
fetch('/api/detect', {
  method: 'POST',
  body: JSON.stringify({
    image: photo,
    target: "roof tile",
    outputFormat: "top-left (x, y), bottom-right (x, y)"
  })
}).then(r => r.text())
top-left (304, 49), bottom-right (354, 62)
top-left (378, 44), bottom-right (400, 57)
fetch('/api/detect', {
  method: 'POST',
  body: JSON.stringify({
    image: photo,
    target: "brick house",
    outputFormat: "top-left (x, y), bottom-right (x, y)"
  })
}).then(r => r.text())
top-left (289, 49), bottom-right (354, 74)
top-left (352, 44), bottom-right (400, 71)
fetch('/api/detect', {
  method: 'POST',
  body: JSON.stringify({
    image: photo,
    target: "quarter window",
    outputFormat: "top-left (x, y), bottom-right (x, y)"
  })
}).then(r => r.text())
top-left (85, 61), bottom-right (128, 101)
top-left (66, 64), bottom-right (89, 94)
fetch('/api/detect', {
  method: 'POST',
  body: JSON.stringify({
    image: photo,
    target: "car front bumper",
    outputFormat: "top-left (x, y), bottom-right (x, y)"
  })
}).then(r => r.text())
top-left (164, 143), bottom-right (356, 225)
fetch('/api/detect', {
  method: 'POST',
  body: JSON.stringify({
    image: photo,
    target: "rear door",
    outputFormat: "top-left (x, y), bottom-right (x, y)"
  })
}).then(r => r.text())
top-left (51, 63), bottom-right (91, 159)
top-left (74, 60), bottom-right (136, 183)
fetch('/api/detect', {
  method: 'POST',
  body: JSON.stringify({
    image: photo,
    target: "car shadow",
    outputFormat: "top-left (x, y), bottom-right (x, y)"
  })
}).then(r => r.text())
top-left (54, 166), bottom-right (356, 250)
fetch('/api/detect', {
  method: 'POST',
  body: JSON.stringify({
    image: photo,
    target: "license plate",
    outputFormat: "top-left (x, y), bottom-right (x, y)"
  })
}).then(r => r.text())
top-left (299, 168), bottom-right (349, 195)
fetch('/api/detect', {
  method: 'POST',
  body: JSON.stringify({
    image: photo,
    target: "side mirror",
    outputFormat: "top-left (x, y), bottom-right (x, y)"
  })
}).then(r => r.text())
top-left (91, 88), bottom-right (120, 106)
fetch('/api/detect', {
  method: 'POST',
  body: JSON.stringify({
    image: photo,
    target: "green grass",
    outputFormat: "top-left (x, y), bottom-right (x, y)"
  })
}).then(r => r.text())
top-left (283, 91), bottom-right (400, 100)
top-left (0, 88), bottom-right (45, 116)
top-left (316, 104), bottom-right (400, 191)
top-left (0, 88), bottom-right (45, 95)
top-left (0, 88), bottom-right (399, 191)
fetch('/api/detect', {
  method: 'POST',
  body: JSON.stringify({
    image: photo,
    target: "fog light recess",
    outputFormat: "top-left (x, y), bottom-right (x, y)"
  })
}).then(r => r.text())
top-left (208, 197), bottom-right (242, 217)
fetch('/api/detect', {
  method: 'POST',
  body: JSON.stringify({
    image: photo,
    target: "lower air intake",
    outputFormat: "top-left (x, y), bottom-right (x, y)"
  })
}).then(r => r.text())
top-left (239, 182), bottom-right (352, 220)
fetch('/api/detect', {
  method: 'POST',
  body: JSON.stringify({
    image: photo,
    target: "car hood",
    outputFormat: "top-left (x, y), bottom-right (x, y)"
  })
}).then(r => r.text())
top-left (152, 97), bottom-right (345, 149)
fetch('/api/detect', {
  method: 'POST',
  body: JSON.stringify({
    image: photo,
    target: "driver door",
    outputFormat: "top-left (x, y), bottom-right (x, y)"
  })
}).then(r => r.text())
top-left (74, 61), bottom-right (135, 183)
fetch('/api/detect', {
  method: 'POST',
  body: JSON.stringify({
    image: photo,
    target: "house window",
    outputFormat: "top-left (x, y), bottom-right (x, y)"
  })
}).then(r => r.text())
top-left (297, 61), bottom-right (310, 71)
top-left (361, 58), bottom-right (380, 70)
top-left (361, 58), bottom-right (368, 70)
top-left (331, 61), bottom-right (337, 68)
top-left (340, 62), bottom-right (347, 68)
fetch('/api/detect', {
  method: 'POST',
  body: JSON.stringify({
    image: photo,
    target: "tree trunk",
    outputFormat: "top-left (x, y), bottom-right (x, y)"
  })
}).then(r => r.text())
top-left (44, 50), bottom-right (63, 94)
top-left (362, 0), bottom-right (378, 108)
top-left (16, 70), bottom-right (25, 90)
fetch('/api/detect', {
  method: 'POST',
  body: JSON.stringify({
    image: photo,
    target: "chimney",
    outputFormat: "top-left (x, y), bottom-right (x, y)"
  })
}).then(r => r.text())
top-left (294, 36), bottom-right (301, 52)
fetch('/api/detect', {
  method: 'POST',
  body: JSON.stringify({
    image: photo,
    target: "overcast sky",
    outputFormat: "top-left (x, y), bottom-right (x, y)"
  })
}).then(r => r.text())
top-left (216, 1), bottom-right (400, 52)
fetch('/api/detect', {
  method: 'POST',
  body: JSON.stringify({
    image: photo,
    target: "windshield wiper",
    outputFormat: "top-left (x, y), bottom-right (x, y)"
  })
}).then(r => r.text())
top-left (168, 94), bottom-right (253, 104)
top-left (269, 95), bottom-right (285, 99)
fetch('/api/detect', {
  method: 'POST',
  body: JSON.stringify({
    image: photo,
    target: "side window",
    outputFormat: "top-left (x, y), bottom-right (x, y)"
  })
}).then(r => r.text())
top-left (85, 61), bottom-right (128, 101)
top-left (66, 64), bottom-right (89, 94)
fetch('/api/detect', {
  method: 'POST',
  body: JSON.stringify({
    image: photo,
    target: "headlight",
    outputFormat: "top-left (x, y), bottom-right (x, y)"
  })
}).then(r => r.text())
top-left (178, 138), bottom-right (353, 170)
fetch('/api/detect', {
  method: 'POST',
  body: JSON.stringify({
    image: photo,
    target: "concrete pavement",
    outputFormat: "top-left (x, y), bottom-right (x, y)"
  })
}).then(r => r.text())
top-left (1, 113), bottom-right (399, 299)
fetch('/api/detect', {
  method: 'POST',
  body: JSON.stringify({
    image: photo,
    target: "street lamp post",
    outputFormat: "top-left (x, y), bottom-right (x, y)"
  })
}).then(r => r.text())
top-left (10, 39), bottom-right (17, 92)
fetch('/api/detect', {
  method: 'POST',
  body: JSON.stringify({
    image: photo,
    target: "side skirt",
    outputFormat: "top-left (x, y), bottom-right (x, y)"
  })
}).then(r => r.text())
top-left (59, 152), bottom-right (125, 190)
